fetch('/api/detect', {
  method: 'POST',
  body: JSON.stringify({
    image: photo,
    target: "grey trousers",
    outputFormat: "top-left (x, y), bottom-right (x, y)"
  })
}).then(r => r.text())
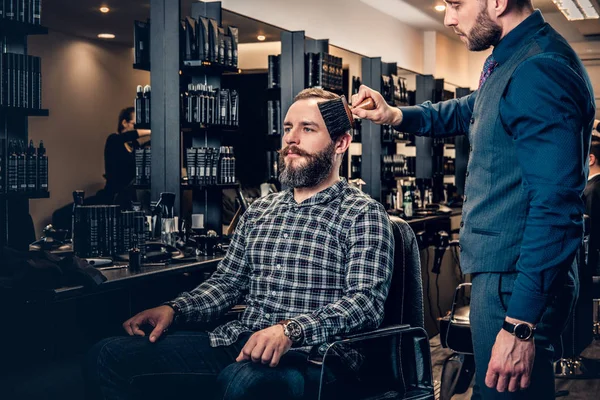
top-left (469, 264), bottom-right (578, 399)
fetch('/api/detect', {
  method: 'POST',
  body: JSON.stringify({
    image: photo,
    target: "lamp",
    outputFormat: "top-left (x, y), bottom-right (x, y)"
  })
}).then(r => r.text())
top-left (552, 0), bottom-right (599, 21)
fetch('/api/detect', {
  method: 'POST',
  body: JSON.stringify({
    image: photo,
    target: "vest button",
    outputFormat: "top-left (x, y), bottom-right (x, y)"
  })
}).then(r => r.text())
top-left (466, 171), bottom-right (470, 177)
top-left (469, 145), bottom-right (473, 152)
top-left (460, 221), bottom-right (464, 228)
top-left (470, 117), bottom-right (475, 124)
top-left (464, 196), bottom-right (468, 203)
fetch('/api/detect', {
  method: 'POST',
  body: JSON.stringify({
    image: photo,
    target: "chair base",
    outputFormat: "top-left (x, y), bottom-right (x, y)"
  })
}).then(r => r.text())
top-left (554, 356), bottom-right (600, 379)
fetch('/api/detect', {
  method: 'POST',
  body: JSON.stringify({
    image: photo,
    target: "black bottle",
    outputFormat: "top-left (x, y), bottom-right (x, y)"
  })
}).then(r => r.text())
top-left (26, 139), bottom-right (37, 191)
top-left (143, 85), bottom-right (151, 125)
top-left (135, 85), bottom-right (144, 125)
top-left (8, 141), bottom-right (18, 192)
top-left (37, 140), bottom-right (48, 191)
top-left (186, 83), bottom-right (194, 124)
top-left (17, 141), bottom-right (26, 192)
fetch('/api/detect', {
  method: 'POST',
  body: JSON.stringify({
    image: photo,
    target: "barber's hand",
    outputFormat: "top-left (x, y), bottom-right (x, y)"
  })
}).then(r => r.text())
top-left (123, 305), bottom-right (175, 343)
top-left (236, 325), bottom-right (293, 367)
top-left (485, 318), bottom-right (535, 393)
top-left (351, 84), bottom-right (403, 126)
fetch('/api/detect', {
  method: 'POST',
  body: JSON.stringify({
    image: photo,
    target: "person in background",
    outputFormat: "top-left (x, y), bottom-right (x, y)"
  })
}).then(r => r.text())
top-left (584, 136), bottom-right (600, 276)
top-left (84, 88), bottom-right (394, 400)
top-left (352, 0), bottom-right (594, 398)
top-left (102, 107), bottom-right (151, 207)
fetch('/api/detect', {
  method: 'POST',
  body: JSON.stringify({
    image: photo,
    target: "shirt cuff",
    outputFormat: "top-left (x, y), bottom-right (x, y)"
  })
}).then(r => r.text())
top-left (163, 298), bottom-right (190, 324)
top-left (396, 106), bottom-right (426, 133)
top-left (506, 288), bottom-right (549, 325)
top-left (293, 314), bottom-right (325, 346)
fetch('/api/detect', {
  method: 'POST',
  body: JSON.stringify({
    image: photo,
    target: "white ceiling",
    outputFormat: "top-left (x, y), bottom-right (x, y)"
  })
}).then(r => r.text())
top-left (41, 0), bottom-right (600, 59)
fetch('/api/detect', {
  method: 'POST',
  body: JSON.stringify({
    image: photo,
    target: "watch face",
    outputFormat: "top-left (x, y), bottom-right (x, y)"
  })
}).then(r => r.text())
top-left (286, 321), bottom-right (303, 341)
top-left (514, 323), bottom-right (533, 340)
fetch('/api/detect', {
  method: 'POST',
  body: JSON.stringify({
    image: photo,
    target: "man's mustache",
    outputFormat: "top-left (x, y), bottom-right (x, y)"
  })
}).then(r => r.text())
top-left (278, 145), bottom-right (311, 158)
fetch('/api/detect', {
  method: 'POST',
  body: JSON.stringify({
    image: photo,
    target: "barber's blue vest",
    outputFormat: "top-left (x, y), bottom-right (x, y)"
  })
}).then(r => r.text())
top-left (459, 29), bottom-right (586, 275)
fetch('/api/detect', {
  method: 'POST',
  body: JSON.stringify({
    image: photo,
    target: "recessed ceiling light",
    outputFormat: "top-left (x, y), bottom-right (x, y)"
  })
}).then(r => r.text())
top-left (98, 33), bottom-right (115, 39)
top-left (100, 6), bottom-right (110, 13)
top-left (257, 35), bottom-right (266, 41)
top-left (434, 4), bottom-right (446, 12)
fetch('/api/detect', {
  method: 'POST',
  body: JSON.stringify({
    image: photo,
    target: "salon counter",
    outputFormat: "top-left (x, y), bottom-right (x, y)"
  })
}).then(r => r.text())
top-left (49, 255), bottom-right (224, 301)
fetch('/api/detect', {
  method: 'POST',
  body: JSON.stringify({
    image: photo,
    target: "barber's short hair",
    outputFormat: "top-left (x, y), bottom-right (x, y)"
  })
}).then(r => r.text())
top-left (294, 87), bottom-right (339, 103)
top-left (512, 0), bottom-right (532, 9)
top-left (591, 136), bottom-right (600, 164)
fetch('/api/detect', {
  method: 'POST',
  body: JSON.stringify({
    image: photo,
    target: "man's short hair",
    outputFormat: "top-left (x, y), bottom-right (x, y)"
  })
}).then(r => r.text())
top-left (513, 0), bottom-right (532, 9)
top-left (293, 87), bottom-right (339, 103)
top-left (591, 136), bottom-right (600, 164)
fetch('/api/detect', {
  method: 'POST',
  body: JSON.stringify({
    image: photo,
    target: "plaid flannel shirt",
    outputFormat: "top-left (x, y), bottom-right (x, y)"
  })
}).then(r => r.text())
top-left (170, 179), bottom-right (394, 372)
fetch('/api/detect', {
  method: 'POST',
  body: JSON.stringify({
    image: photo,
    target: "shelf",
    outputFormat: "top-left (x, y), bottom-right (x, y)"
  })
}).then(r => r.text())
top-left (133, 63), bottom-right (151, 71)
top-left (181, 183), bottom-right (240, 190)
top-left (181, 123), bottom-right (239, 133)
top-left (181, 60), bottom-right (240, 75)
top-left (0, 190), bottom-right (50, 199)
top-left (132, 184), bottom-right (150, 190)
top-left (0, 20), bottom-right (48, 36)
top-left (0, 107), bottom-right (49, 116)
top-left (134, 123), bottom-right (151, 130)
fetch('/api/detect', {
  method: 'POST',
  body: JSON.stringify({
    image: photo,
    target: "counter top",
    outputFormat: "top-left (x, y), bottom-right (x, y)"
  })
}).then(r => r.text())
top-left (51, 256), bottom-right (223, 301)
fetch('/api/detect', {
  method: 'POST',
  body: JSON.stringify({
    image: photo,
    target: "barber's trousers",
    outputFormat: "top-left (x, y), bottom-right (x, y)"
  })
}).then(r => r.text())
top-left (470, 264), bottom-right (578, 400)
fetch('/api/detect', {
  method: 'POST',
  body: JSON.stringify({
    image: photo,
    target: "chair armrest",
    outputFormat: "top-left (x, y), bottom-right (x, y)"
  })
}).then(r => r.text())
top-left (331, 324), bottom-right (411, 345)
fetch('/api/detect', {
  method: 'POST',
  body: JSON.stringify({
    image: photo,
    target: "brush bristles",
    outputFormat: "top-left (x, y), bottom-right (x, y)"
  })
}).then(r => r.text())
top-left (318, 97), bottom-right (353, 138)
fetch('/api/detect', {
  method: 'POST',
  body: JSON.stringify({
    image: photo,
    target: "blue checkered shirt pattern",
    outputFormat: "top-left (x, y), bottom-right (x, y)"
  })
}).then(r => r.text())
top-left (170, 179), bottom-right (394, 371)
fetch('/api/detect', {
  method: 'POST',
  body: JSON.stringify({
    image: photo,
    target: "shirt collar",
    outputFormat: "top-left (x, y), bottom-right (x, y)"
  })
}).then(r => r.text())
top-left (589, 173), bottom-right (600, 182)
top-left (282, 178), bottom-right (348, 206)
top-left (492, 10), bottom-right (545, 65)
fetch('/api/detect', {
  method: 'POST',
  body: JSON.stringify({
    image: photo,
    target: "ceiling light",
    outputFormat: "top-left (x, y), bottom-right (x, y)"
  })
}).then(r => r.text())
top-left (434, 5), bottom-right (446, 12)
top-left (97, 33), bottom-right (115, 39)
top-left (552, 0), bottom-right (599, 21)
top-left (257, 35), bottom-right (266, 41)
top-left (99, 6), bottom-right (110, 13)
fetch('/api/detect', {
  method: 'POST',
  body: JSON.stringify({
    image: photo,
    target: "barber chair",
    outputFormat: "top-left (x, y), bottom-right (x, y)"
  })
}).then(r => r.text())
top-left (439, 215), bottom-right (596, 398)
top-left (317, 216), bottom-right (434, 400)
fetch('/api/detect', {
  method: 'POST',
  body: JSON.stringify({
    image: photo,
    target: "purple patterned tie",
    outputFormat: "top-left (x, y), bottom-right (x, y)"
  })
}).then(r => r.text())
top-left (478, 55), bottom-right (498, 89)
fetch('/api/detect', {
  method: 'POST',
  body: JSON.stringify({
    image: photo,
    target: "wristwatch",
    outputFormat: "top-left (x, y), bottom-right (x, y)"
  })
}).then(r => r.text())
top-left (164, 301), bottom-right (183, 320)
top-left (278, 319), bottom-right (304, 345)
top-left (502, 320), bottom-right (535, 341)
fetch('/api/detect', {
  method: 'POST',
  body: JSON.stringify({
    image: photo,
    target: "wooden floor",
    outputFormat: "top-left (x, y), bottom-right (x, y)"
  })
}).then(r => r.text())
top-left (430, 336), bottom-right (600, 399)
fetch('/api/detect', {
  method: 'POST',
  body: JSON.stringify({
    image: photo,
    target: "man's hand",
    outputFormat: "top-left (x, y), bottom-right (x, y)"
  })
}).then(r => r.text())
top-left (122, 305), bottom-right (175, 343)
top-left (351, 84), bottom-right (403, 126)
top-left (485, 317), bottom-right (535, 392)
top-left (236, 325), bottom-right (293, 367)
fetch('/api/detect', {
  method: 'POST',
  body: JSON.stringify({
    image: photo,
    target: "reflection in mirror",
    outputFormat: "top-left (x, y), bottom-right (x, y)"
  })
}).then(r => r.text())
top-left (29, 1), bottom-right (151, 238)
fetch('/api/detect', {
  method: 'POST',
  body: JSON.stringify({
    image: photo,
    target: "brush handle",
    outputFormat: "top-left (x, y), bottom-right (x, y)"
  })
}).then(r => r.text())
top-left (354, 97), bottom-right (376, 111)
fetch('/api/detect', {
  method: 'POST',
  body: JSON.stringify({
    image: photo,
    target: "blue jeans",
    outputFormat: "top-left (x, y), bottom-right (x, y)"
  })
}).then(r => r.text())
top-left (469, 266), bottom-right (578, 399)
top-left (84, 330), bottom-right (346, 400)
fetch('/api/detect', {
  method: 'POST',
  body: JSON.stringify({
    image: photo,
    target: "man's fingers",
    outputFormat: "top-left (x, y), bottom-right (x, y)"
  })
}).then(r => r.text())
top-left (131, 324), bottom-right (146, 337)
top-left (508, 376), bottom-right (520, 392)
top-left (250, 342), bottom-right (266, 363)
top-left (485, 369), bottom-right (498, 389)
top-left (236, 336), bottom-right (256, 362)
top-left (149, 322), bottom-right (168, 343)
top-left (269, 348), bottom-right (283, 368)
top-left (261, 346), bottom-right (275, 365)
top-left (496, 375), bottom-right (509, 392)
top-left (519, 372), bottom-right (531, 390)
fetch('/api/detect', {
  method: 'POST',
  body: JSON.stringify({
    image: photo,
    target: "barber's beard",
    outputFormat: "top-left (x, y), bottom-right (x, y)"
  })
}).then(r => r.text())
top-left (463, 5), bottom-right (502, 51)
top-left (278, 142), bottom-right (336, 188)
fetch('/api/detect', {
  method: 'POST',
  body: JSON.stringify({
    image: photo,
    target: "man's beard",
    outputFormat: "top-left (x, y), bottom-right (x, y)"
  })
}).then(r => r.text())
top-left (278, 142), bottom-right (336, 188)
top-left (459, 4), bottom-right (502, 51)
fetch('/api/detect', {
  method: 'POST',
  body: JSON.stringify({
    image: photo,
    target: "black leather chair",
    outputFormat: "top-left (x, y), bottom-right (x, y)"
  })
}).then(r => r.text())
top-left (317, 216), bottom-right (434, 400)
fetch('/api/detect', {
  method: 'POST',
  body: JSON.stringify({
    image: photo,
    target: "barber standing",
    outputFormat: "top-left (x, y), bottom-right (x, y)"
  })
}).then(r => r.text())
top-left (352, 1), bottom-right (595, 398)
